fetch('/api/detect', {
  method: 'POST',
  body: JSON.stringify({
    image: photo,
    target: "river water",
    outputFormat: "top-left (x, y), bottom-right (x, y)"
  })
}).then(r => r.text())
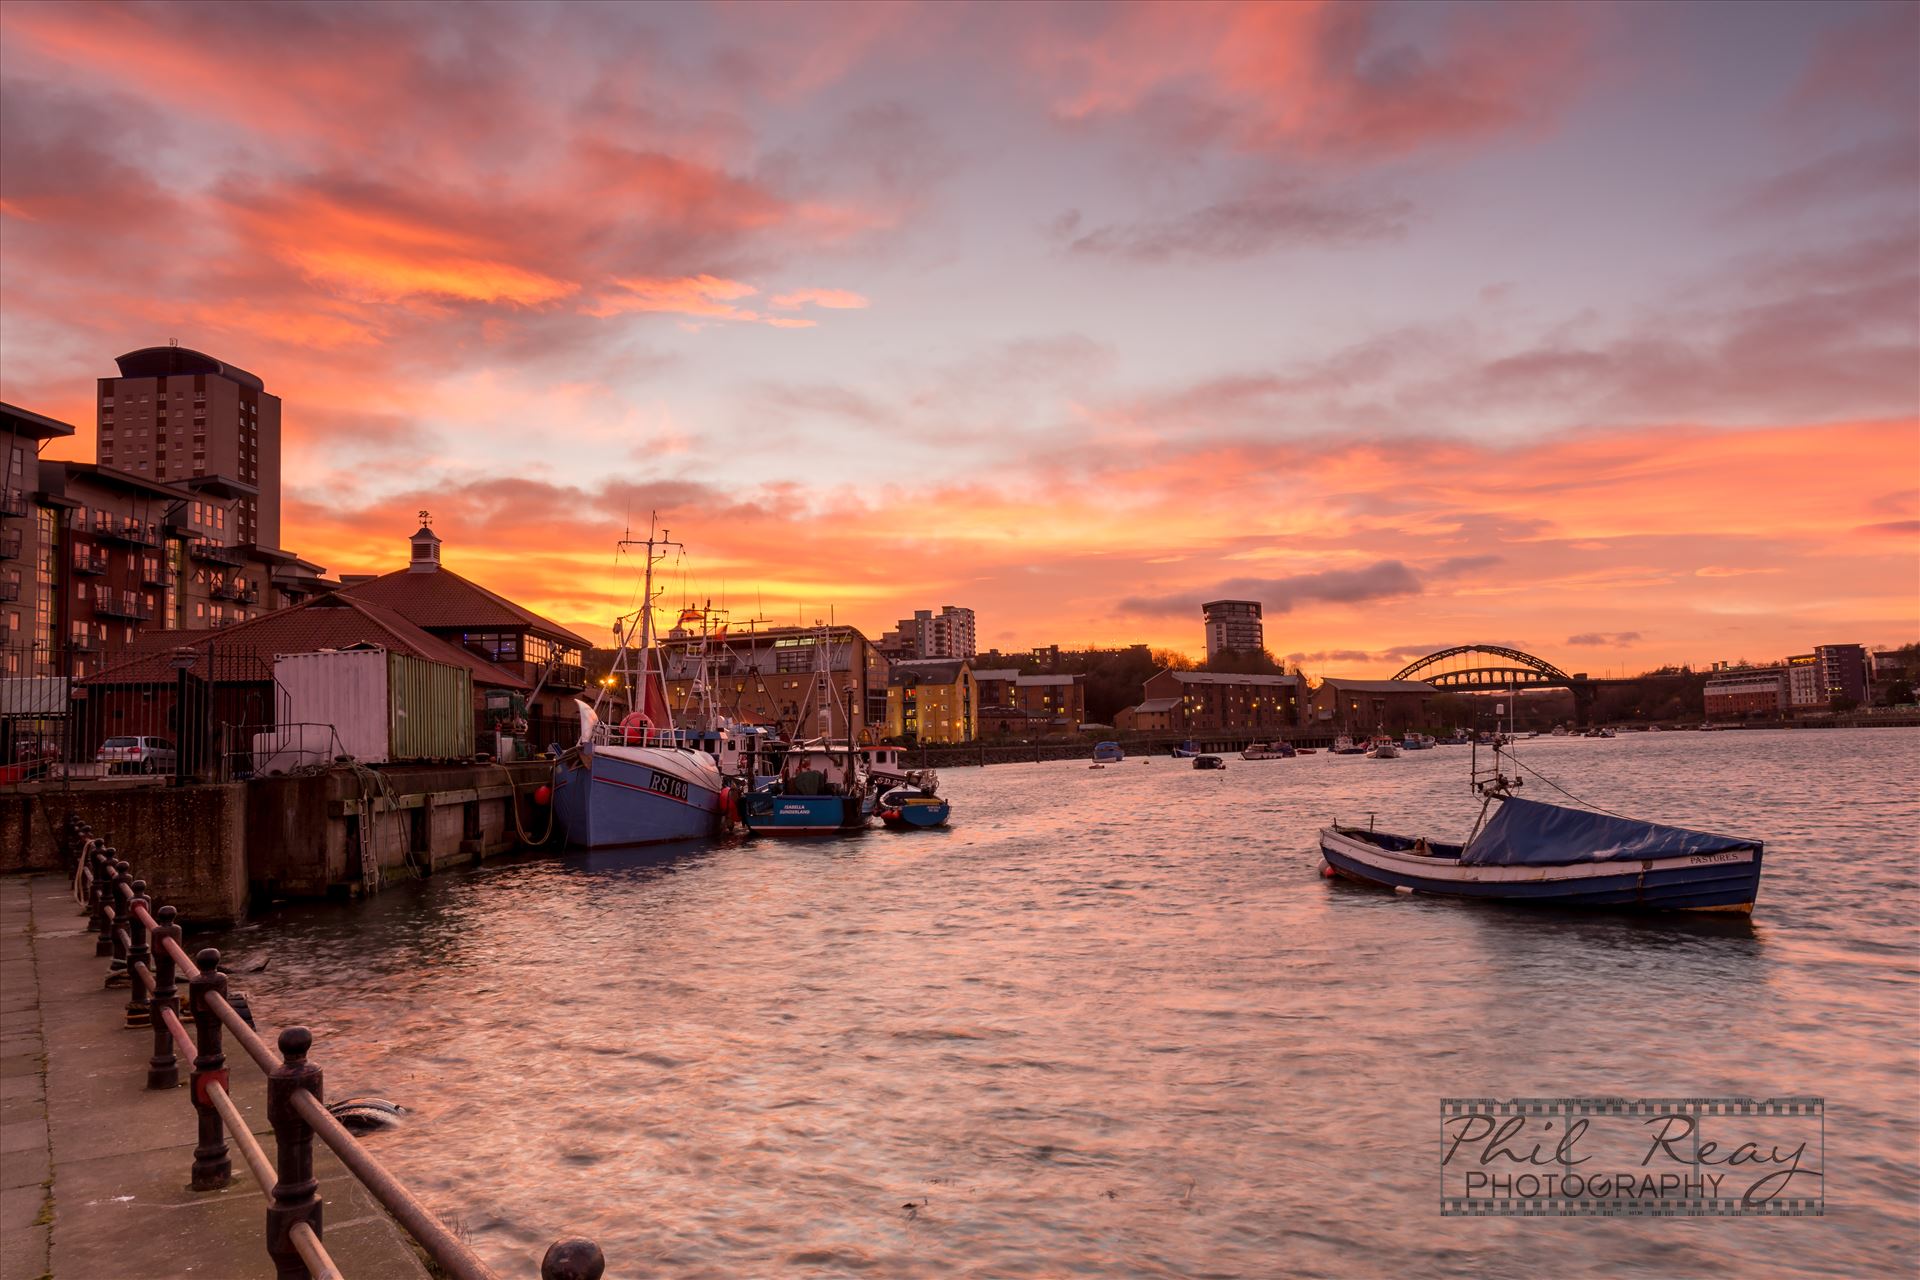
top-left (212, 729), bottom-right (1920, 1278)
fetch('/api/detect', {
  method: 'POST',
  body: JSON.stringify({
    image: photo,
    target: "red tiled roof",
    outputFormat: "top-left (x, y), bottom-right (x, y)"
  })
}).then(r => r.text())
top-left (80, 593), bottom-right (530, 689)
top-left (337, 567), bottom-right (594, 649)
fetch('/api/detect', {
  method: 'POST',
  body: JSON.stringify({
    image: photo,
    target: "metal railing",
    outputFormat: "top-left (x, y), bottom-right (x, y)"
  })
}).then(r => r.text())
top-left (72, 547), bottom-right (109, 575)
top-left (211, 580), bottom-right (259, 604)
top-left (66, 820), bottom-right (608, 1280)
top-left (95, 519), bottom-right (161, 547)
top-left (0, 529), bottom-right (20, 560)
top-left (93, 591), bottom-right (154, 621)
top-left (189, 539), bottom-right (243, 566)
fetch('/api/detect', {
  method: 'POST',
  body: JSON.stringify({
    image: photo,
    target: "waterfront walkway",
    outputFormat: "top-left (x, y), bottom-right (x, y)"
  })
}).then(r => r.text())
top-left (0, 873), bottom-right (428, 1280)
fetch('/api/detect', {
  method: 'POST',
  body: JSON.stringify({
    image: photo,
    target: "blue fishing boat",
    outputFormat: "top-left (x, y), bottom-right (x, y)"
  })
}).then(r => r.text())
top-left (1093, 741), bottom-right (1125, 764)
top-left (1170, 741), bottom-right (1200, 758)
top-left (554, 521), bottom-right (732, 848)
top-left (1318, 742), bottom-right (1763, 913)
top-left (552, 704), bottom-right (730, 847)
top-left (742, 742), bottom-right (870, 836)
top-left (739, 629), bottom-right (875, 837)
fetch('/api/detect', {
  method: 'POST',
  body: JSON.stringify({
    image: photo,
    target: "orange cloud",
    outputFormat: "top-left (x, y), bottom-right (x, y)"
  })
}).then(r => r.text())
top-left (587, 276), bottom-right (865, 328)
top-left (280, 417), bottom-right (1920, 673)
top-left (769, 288), bottom-right (870, 310)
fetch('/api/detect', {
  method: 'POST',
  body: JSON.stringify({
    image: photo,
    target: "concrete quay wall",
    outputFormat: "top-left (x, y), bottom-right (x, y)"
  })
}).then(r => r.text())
top-left (0, 761), bottom-right (553, 924)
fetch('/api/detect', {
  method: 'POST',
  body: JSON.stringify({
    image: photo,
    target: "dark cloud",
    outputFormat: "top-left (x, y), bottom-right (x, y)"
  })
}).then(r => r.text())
top-left (1426, 554), bottom-right (1504, 578)
top-left (1854, 520), bottom-right (1920, 536)
top-left (1055, 189), bottom-right (1410, 262)
top-left (1566, 631), bottom-right (1643, 647)
top-left (1119, 559), bottom-right (1422, 618)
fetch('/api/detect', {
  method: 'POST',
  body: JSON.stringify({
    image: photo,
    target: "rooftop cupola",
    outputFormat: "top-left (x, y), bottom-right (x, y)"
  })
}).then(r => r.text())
top-left (408, 509), bottom-right (442, 573)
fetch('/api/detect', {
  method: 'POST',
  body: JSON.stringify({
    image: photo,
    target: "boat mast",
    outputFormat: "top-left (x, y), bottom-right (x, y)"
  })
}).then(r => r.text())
top-left (617, 514), bottom-right (683, 735)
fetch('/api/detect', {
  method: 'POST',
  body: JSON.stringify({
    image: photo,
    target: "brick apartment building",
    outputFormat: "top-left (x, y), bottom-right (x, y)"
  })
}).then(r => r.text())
top-left (974, 670), bottom-right (1087, 738)
top-left (1307, 678), bottom-right (1438, 735)
top-left (96, 345), bottom-right (282, 548)
top-left (659, 624), bottom-right (887, 742)
top-left (1141, 669), bottom-right (1304, 733)
top-left (1704, 666), bottom-right (1788, 720)
top-left (2, 401), bottom-right (330, 679)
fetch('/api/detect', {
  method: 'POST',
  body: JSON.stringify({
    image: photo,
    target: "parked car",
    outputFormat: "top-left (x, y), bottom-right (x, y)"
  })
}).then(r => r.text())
top-left (96, 735), bottom-right (177, 775)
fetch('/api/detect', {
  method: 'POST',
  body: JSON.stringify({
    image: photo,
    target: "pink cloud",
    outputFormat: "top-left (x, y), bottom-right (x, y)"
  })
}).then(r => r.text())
top-left (1023, 0), bottom-right (1595, 157)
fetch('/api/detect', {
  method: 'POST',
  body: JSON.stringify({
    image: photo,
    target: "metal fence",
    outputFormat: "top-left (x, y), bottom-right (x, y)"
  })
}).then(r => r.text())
top-left (64, 819), bottom-right (607, 1280)
top-left (1, 640), bottom-right (284, 790)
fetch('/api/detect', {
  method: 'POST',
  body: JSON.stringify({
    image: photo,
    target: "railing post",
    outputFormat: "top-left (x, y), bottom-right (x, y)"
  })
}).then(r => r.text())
top-left (147, 906), bottom-right (182, 1088)
top-left (85, 845), bottom-right (110, 942)
top-left (105, 861), bottom-right (131, 986)
top-left (266, 1027), bottom-right (324, 1280)
top-left (125, 881), bottom-right (151, 1027)
top-left (542, 1239), bottom-right (607, 1280)
top-left (188, 947), bottom-right (231, 1190)
top-left (97, 851), bottom-right (122, 957)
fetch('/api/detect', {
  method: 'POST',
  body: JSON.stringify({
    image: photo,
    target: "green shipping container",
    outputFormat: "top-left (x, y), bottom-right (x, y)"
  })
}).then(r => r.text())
top-left (387, 651), bottom-right (474, 761)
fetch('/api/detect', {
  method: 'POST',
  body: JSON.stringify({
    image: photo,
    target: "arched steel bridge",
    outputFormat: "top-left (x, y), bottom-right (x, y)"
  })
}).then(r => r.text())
top-left (1391, 644), bottom-right (1577, 692)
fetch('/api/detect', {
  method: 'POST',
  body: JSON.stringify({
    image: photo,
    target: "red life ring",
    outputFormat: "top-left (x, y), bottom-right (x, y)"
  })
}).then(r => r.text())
top-left (618, 712), bottom-right (651, 745)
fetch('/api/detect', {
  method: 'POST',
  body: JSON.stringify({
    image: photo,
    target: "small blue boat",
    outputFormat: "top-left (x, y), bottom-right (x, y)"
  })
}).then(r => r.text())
top-left (878, 786), bottom-right (949, 829)
top-left (1170, 740), bottom-right (1200, 758)
top-left (1319, 796), bottom-right (1762, 913)
top-left (1093, 741), bottom-right (1125, 764)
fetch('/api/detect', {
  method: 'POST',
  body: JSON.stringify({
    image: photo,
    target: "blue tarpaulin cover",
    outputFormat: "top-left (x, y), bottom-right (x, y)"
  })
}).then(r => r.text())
top-left (1462, 796), bottom-right (1759, 867)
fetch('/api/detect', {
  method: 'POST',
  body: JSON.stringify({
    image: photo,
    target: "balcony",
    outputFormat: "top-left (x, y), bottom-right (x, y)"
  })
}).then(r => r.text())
top-left (94, 591), bottom-right (152, 621)
top-left (68, 634), bottom-right (100, 653)
top-left (188, 539), bottom-right (242, 566)
top-left (95, 518), bottom-right (159, 547)
top-left (0, 530), bottom-right (20, 561)
top-left (0, 580), bottom-right (19, 603)
top-left (0, 490), bottom-right (26, 519)
top-left (211, 580), bottom-right (258, 604)
top-left (72, 548), bottom-right (109, 576)
top-left (142, 563), bottom-right (170, 588)
top-left (547, 662), bottom-right (587, 690)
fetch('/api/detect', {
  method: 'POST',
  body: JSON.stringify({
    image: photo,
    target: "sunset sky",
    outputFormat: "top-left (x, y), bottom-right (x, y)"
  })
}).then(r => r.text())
top-left (1, 0), bottom-right (1915, 675)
